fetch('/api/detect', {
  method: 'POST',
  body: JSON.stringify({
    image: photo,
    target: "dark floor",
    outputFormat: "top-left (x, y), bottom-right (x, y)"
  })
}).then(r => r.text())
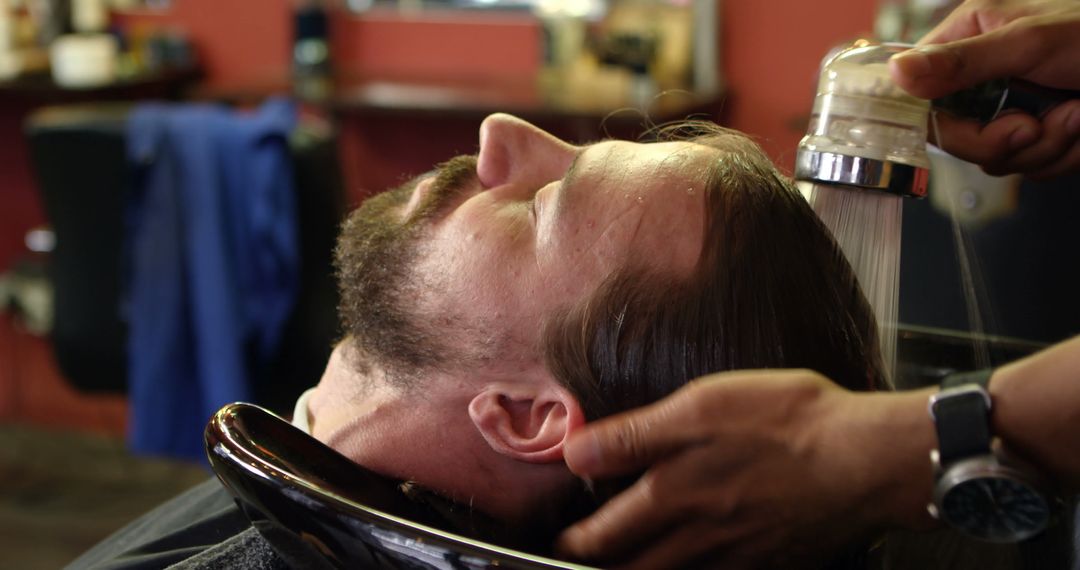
top-left (0, 423), bottom-right (209, 569)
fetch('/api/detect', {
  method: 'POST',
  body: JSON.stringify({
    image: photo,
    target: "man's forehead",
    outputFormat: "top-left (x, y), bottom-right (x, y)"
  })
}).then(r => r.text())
top-left (490, 135), bottom-right (719, 228)
top-left (577, 139), bottom-right (719, 180)
top-left (564, 140), bottom-right (718, 212)
top-left (550, 139), bottom-right (712, 276)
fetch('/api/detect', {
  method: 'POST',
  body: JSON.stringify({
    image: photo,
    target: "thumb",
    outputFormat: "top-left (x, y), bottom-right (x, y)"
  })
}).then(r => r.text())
top-left (564, 388), bottom-right (704, 479)
top-left (889, 25), bottom-right (1047, 99)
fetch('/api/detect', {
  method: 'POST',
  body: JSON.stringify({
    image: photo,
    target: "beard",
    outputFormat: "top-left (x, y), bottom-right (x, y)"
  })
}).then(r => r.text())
top-left (333, 155), bottom-right (478, 387)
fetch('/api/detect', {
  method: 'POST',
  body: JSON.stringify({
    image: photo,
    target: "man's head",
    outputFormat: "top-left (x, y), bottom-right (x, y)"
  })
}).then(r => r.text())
top-left (336, 114), bottom-right (711, 381)
top-left (311, 113), bottom-right (882, 537)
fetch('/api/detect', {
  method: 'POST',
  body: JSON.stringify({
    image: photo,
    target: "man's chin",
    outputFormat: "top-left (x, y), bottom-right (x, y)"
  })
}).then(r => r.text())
top-left (335, 182), bottom-right (447, 381)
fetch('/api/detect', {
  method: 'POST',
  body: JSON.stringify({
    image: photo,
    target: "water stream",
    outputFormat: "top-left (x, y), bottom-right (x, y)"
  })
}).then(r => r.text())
top-left (931, 111), bottom-right (993, 370)
top-left (810, 184), bottom-right (902, 385)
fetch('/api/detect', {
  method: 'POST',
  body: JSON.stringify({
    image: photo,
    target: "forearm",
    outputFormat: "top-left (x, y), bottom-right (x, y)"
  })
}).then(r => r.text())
top-left (863, 337), bottom-right (1080, 532)
top-left (991, 335), bottom-right (1080, 492)
top-left (557, 360), bottom-right (1079, 565)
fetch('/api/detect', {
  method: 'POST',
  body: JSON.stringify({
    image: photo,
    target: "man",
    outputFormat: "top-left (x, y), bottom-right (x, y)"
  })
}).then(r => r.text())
top-left (303, 112), bottom-right (884, 538)
top-left (69, 113), bottom-right (883, 568)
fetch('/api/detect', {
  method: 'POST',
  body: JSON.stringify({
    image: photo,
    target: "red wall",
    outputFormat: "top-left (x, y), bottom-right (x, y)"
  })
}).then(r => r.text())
top-left (116, 3), bottom-right (540, 84)
top-left (332, 12), bottom-right (540, 81)
top-left (0, 315), bottom-right (126, 435)
top-left (118, 0), bottom-right (293, 82)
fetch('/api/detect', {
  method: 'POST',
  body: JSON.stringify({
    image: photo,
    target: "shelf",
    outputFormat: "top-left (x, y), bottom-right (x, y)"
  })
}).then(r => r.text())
top-left (0, 66), bottom-right (202, 104)
top-left (194, 69), bottom-right (723, 125)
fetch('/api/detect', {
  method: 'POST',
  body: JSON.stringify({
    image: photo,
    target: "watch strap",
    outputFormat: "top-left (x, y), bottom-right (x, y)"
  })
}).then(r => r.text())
top-left (934, 369), bottom-right (994, 464)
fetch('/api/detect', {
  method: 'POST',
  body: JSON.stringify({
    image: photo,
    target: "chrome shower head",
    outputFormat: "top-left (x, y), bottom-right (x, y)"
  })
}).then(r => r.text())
top-left (795, 42), bottom-right (931, 198)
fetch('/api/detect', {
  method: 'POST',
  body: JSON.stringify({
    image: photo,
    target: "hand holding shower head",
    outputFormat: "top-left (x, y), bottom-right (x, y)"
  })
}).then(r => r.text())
top-left (795, 41), bottom-right (1080, 196)
top-left (795, 41), bottom-right (1077, 385)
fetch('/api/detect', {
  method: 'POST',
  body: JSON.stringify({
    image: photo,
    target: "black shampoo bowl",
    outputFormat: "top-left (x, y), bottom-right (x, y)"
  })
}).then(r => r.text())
top-left (205, 402), bottom-right (596, 570)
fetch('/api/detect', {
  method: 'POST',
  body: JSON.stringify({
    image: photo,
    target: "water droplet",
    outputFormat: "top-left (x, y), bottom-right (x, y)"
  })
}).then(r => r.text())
top-left (961, 191), bottom-right (979, 211)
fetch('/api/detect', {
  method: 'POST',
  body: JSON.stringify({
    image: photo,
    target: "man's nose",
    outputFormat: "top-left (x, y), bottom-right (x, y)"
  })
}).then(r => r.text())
top-left (477, 114), bottom-right (578, 189)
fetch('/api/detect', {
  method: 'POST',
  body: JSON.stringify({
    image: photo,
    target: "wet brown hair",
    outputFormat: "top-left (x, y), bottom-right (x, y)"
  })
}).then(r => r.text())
top-left (543, 122), bottom-right (886, 422)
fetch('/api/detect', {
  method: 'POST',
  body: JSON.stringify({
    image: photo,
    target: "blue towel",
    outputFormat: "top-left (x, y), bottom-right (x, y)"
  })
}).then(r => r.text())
top-left (125, 99), bottom-right (299, 461)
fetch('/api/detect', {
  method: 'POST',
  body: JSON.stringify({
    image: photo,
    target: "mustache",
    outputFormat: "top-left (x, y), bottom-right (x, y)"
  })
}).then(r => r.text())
top-left (406, 155), bottom-right (479, 225)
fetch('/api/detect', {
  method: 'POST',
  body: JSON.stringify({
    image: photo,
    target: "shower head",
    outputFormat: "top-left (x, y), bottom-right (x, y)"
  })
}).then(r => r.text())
top-left (795, 41), bottom-right (1080, 198)
top-left (795, 42), bottom-right (932, 198)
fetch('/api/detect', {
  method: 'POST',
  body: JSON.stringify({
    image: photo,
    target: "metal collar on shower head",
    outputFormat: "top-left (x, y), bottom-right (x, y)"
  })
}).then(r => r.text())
top-left (795, 150), bottom-right (930, 197)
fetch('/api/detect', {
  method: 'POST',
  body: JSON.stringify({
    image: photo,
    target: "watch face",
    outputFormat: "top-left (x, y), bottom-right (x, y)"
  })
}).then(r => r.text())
top-left (941, 475), bottom-right (1050, 542)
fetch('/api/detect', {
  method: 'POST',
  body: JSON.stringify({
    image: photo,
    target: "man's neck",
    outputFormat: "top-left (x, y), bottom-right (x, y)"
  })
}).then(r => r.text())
top-left (306, 343), bottom-right (581, 533)
top-left (306, 351), bottom-right (509, 517)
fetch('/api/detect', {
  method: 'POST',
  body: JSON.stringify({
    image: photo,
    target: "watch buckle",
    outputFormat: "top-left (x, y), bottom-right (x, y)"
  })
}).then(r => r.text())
top-left (927, 383), bottom-right (992, 420)
top-left (927, 449), bottom-right (943, 520)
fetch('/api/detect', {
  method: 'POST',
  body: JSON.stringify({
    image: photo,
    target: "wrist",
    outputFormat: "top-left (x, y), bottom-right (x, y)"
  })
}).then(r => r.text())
top-left (860, 388), bottom-right (941, 532)
top-left (926, 369), bottom-right (1057, 542)
top-left (989, 350), bottom-right (1080, 491)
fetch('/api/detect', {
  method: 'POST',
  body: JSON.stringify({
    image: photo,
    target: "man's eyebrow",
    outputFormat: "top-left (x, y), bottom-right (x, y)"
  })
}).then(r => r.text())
top-left (563, 152), bottom-right (585, 189)
top-left (557, 144), bottom-right (609, 218)
top-left (552, 149), bottom-right (587, 218)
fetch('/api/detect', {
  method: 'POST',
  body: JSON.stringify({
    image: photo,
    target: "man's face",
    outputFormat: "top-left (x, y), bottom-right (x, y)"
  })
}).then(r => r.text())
top-left (338, 114), bottom-right (714, 381)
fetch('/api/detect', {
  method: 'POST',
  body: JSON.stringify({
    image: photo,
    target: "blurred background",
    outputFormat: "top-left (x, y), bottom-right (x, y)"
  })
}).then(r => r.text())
top-left (0, 0), bottom-right (1077, 567)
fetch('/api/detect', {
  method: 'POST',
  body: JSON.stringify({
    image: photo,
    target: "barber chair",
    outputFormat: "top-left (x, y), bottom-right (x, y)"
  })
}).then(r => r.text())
top-left (24, 103), bottom-right (343, 411)
top-left (206, 402), bottom-right (595, 570)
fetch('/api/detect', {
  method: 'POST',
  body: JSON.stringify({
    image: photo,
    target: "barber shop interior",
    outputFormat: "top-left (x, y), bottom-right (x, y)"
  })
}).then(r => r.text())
top-left (1, 0), bottom-right (1078, 568)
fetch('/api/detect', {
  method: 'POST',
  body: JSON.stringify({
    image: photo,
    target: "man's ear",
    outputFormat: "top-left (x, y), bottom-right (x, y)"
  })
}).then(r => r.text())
top-left (468, 381), bottom-right (585, 464)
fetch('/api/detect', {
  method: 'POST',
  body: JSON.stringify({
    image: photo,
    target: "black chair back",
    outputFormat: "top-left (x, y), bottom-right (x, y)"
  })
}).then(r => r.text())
top-left (26, 104), bottom-right (130, 392)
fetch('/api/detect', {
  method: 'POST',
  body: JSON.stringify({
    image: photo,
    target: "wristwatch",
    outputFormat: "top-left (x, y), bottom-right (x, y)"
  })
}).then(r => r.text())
top-left (927, 369), bottom-right (1052, 543)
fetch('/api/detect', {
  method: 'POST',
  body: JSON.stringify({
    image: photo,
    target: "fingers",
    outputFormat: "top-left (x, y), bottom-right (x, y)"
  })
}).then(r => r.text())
top-left (890, 29), bottom-right (1041, 99)
top-left (558, 467), bottom-right (806, 570)
top-left (894, 10), bottom-right (1080, 99)
top-left (1029, 133), bottom-right (1080, 180)
top-left (1026, 100), bottom-right (1080, 179)
top-left (915, 0), bottom-right (1036, 46)
top-left (916, 2), bottom-right (986, 46)
top-left (564, 370), bottom-right (829, 478)
top-left (930, 100), bottom-right (1080, 176)
top-left (929, 110), bottom-right (1042, 165)
top-left (563, 384), bottom-right (706, 478)
top-left (613, 522), bottom-right (749, 570)
top-left (556, 470), bottom-right (684, 563)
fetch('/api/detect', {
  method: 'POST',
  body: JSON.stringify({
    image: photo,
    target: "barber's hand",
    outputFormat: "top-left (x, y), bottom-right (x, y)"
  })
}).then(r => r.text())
top-left (557, 370), bottom-right (938, 569)
top-left (888, 0), bottom-right (1080, 178)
